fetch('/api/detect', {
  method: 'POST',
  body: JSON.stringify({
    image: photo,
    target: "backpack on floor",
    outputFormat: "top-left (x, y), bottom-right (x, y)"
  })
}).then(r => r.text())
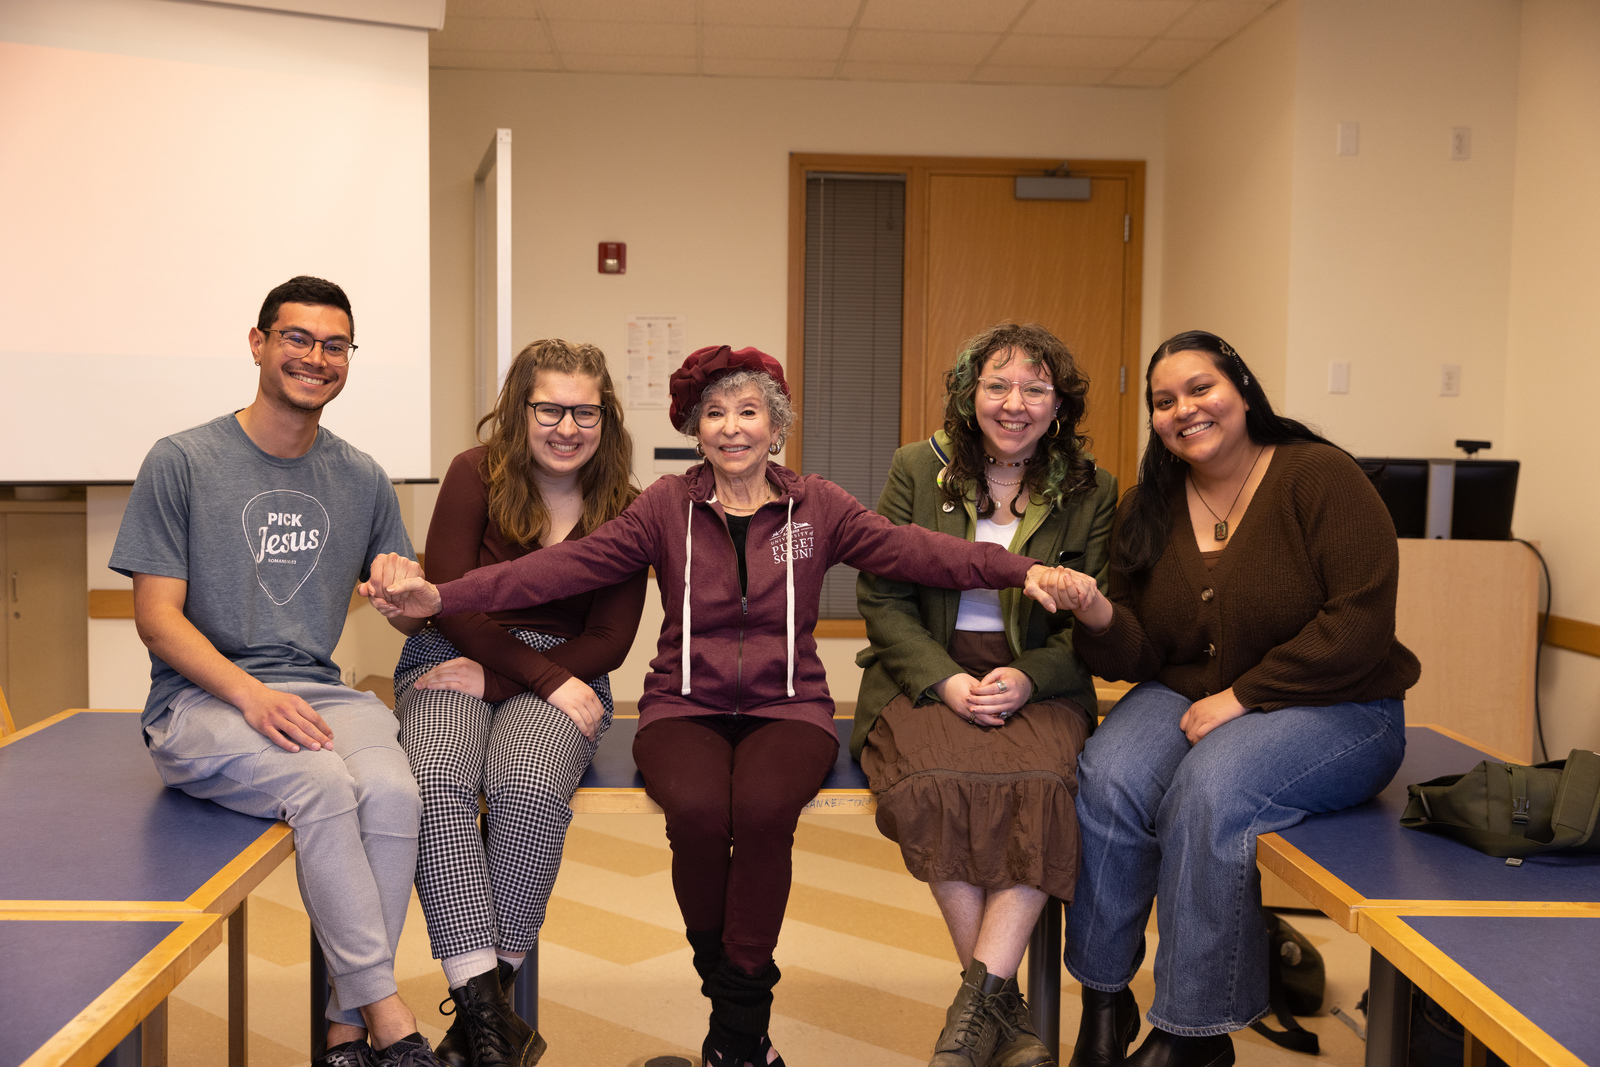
top-left (1248, 911), bottom-right (1326, 1054)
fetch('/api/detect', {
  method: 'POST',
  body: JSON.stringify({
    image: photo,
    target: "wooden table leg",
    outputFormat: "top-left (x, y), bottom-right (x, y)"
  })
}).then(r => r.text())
top-left (1365, 948), bottom-right (1413, 1067)
top-left (1026, 897), bottom-right (1062, 1060)
top-left (229, 899), bottom-right (248, 1067)
top-left (1463, 1029), bottom-right (1489, 1067)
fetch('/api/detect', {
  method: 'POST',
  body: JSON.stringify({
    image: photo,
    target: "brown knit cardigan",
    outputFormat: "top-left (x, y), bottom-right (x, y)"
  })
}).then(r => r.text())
top-left (1073, 441), bottom-right (1420, 710)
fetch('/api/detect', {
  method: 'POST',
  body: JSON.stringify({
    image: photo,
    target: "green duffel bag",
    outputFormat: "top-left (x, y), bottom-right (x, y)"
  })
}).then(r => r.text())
top-left (1400, 748), bottom-right (1600, 860)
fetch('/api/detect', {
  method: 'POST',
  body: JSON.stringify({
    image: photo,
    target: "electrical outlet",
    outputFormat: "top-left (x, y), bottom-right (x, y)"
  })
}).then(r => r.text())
top-left (1328, 361), bottom-right (1350, 394)
top-left (1337, 121), bottom-right (1360, 157)
top-left (1451, 126), bottom-right (1471, 161)
top-left (1440, 364), bottom-right (1462, 397)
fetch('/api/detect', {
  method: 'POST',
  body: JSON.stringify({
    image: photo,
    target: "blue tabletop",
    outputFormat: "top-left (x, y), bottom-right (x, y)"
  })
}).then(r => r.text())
top-left (0, 713), bottom-right (280, 904)
top-left (1279, 727), bottom-right (1600, 902)
top-left (1403, 915), bottom-right (1599, 1064)
top-left (579, 717), bottom-right (869, 791)
top-left (0, 918), bottom-right (181, 1067)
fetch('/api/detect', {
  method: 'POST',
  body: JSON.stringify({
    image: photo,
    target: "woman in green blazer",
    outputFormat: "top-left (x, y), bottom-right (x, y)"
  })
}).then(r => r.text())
top-left (855, 322), bottom-right (1117, 1067)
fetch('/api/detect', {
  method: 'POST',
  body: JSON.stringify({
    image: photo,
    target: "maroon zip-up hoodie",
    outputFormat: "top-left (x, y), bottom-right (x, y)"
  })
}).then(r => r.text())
top-left (437, 462), bottom-right (1036, 737)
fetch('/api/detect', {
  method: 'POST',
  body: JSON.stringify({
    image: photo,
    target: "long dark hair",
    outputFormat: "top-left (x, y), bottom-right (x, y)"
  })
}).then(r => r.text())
top-left (940, 322), bottom-right (1098, 517)
top-left (476, 339), bottom-right (637, 547)
top-left (1116, 330), bottom-right (1339, 577)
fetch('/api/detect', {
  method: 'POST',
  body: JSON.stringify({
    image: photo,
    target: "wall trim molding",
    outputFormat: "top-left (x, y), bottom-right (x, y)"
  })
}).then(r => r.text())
top-left (1543, 614), bottom-right (1600, 659)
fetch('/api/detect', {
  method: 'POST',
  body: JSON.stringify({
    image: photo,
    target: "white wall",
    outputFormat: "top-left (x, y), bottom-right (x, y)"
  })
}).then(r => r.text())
top-left (1504, 0), bottom-right (1600, 754)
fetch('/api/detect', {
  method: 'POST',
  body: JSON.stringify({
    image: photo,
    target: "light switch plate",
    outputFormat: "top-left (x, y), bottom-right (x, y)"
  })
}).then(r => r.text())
top-left (1328, 361), bottom-right (1350, 394)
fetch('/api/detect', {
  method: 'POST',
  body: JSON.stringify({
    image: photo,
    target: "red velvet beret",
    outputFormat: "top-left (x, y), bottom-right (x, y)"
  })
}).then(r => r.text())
top-left (668, 345), bottom-right (789, 432)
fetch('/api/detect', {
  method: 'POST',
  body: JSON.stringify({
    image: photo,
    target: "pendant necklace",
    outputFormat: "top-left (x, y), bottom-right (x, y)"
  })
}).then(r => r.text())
top-left (1191, 445), bottom-right (1266, 542)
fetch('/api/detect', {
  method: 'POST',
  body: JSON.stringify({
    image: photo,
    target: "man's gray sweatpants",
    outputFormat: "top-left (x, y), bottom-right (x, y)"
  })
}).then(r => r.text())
top-left (146, 681), bottom-right (421, 1027)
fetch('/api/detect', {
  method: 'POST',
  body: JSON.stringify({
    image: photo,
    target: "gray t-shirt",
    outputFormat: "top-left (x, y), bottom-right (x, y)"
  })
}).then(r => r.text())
top-left (110, 414), bottom-right (414, 726)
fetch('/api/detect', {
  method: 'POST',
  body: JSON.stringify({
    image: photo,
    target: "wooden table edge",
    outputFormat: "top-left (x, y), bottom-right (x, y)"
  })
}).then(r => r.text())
top-left (1356, 909), bottom-right (1589, 1067)
top-left (13, 912), bottom-right (224, 1067)
top-left (1254, 832), bottom-right (1363, 930)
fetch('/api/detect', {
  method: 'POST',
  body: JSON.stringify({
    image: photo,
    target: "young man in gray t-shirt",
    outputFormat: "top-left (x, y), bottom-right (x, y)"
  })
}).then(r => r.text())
top-left (110, 276), bottom-right (443, 1067)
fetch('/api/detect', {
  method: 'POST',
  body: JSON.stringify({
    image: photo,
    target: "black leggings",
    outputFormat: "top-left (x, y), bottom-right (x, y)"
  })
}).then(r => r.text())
top-left (633, 715), bottom-right (838, 974)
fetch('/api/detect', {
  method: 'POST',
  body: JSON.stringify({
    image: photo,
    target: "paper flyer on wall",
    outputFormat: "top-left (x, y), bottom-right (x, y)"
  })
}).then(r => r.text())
top-left (625, 314), bottom-right (682, 408)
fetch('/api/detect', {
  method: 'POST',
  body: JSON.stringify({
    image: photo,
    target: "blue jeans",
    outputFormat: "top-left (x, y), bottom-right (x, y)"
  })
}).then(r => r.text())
top-left (1064, 682), bottom-right (1405, 1035)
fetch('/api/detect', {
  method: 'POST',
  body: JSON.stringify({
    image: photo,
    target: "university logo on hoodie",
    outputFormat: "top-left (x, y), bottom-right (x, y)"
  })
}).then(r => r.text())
top-left (768, 520), bottom-right (814, 564)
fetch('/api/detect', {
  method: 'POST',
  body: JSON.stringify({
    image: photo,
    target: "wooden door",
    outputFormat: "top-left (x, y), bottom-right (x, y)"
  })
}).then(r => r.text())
top-left (3, 512), bottom-right (88, 728)
top-left (921, 174), bottom-right (1130, 476)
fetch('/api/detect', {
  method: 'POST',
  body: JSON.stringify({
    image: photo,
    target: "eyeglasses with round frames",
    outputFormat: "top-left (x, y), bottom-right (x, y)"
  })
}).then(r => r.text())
top-left (527, 401), bottom-right (603, 428)
top-left (978, 376), bottom-right (1055, 404)
top-left (262, 328), bottom-right (357, 365)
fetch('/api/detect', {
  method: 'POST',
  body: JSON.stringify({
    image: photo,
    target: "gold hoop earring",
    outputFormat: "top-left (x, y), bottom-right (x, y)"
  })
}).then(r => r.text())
top-left (1050, 418), bottom-right (1062, 438)
top-left (695, 442), bottom-right (705, 457)
top-left (768, 442), bottom-right (781, 455)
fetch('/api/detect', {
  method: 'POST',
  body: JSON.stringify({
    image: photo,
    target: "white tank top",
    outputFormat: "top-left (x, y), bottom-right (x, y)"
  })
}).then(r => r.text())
top-left (953, 515), bottom-right (1014, 632)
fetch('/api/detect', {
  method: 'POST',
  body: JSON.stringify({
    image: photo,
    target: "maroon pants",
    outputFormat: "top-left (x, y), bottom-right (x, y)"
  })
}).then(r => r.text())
top-left (633, 715), bottom-right (838, 975)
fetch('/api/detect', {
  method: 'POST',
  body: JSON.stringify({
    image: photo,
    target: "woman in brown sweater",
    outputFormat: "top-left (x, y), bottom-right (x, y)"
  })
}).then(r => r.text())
top-left (1056, 331), bottom-right (1419, 1067)
top-left (394, 339), bottom-right (647, 1066)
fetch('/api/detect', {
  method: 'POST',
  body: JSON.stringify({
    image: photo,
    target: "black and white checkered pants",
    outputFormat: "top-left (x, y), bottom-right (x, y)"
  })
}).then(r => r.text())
top-left (394, 626), bottom-right (613, 958)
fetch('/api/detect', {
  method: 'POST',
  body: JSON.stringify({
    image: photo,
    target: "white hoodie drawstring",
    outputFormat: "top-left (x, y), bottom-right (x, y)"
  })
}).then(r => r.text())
top-left (785, 497), bottom-right (796, 697)
top-left (681, 497), bottom-right (694, 695)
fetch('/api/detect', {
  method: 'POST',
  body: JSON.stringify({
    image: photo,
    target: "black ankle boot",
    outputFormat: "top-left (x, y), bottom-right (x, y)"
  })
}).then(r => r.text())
top-left (702, 957), bottom-right (781, 1067)
top-left (437, 961), bottom-right (513, 1067)
top-left (442, 963), bottom-right (547, 1067)
top-left (1068, 987), bottom-right (1140, 1067)
top-left (1122, 1028), bottom-right (1233, 1067)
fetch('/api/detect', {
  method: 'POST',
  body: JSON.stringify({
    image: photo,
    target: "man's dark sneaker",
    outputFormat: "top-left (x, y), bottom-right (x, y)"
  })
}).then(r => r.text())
top-left (314, 1038), bottom-right (376, 1067)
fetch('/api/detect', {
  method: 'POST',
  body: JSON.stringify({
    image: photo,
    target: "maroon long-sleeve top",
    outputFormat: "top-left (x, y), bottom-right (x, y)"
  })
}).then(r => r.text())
top-left (427, 447), bottom-right (648, 703)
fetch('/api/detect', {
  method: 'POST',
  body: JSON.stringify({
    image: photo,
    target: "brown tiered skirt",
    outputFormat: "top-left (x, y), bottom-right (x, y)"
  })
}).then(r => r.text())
top-left (861, 630), bottom-right (1092, 899)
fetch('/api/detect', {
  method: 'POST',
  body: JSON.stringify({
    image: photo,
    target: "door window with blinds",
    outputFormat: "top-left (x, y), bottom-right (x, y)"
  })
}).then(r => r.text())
top-left (801, 174), bottom-right (905, 619)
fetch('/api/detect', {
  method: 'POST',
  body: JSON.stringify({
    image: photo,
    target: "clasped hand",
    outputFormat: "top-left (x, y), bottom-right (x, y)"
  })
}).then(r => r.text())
top-left (936, 667), bottom-right (1033, 727)
top-left (1022, 564), bottom-right (1102, 614)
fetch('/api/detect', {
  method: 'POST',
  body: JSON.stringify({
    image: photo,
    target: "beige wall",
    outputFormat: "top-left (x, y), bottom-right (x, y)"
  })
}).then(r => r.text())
top-left (1505, 0), bottom-right (1600, 753)
top-left (1284, 0), bottom-right (1521, 456)
top-left (1162, 0), bottom-right (1297, 405)
top-left (429, 70), bottom-right (1167, 700)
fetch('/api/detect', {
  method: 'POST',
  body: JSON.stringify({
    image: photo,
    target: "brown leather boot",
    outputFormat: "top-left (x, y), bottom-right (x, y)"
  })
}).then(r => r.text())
top-left (992, 974), bottom-right (1056, 1067)
top-left (930, 960), bottom-right (1008, 1066)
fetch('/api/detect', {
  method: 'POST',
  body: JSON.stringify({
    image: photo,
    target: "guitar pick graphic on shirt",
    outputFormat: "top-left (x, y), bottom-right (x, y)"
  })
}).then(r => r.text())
top-left (242, 490), bottom-right (330, 606)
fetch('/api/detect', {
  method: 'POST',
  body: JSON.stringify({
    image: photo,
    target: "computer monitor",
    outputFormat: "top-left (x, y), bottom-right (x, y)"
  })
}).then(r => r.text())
top-left (1357, 458), bottom-right (1519, 540)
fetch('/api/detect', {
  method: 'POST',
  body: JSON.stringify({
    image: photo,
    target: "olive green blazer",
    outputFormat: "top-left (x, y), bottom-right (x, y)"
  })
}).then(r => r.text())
top-left (850, 431), bottom-right (1118, 758)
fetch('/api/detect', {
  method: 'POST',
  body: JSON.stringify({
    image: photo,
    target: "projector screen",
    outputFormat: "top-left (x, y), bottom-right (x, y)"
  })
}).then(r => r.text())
top-left (0, 0), bottom-right (432, 481)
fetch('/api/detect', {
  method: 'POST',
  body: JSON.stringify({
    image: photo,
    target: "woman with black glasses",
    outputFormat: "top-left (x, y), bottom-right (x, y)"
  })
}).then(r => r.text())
top-left (393, 339), bottom-right (647, 1066)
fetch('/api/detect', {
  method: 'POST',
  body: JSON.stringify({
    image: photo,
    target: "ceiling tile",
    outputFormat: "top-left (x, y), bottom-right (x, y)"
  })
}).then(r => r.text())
top-left (1164, 1), bottom-right (1271, 40)
top-left (836, 59), bottom-right (980, 82)
top-left (971, 64), bottom-right (1114, 86)
top-left (700, 0), bottom-right (862, 28)
top-left (560, 53), bottom-right (699, 73)
top-left (846, 29), bottom-right (999, 64)
top-left (990, 34), bottom-right (1145, 67)
top-left (701, 56), bottom-right (839, 77)
top-left (429, 49), bottom-right (563, 70)
top-left (432, 16), bottom-right (550, 51)
top-left (701, 25), bottom-right (849, 60)
top-left (1014, 0), bottom-right (1193, 38)
top-left (858, 0), bottom-right (1029, 33)
top-left (536, 0), bottom-right (694, 22)
top-left (1124, 36), bottom-right (1213, 68)
top-left (1105, 68), bottom-right (1177, 87)
top-left (546, 20), bottom-right (697, 55)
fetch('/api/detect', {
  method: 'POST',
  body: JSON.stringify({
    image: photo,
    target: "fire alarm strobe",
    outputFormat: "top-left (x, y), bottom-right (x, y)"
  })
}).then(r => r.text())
top-left (598, 242), bottom-right (626, 274)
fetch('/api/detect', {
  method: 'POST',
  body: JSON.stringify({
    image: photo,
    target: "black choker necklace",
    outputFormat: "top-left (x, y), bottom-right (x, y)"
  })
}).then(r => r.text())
top-left (984, 454), bottom-right (1033, 468)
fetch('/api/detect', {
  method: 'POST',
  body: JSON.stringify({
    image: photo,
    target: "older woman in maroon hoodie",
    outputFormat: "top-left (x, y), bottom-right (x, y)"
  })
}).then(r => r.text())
top-left (368, 346), bottom-right (1080, 1067)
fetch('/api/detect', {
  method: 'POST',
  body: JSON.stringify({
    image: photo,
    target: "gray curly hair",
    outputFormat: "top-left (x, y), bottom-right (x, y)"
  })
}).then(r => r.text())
top-left (681, 368), bottom-right (797, 447)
